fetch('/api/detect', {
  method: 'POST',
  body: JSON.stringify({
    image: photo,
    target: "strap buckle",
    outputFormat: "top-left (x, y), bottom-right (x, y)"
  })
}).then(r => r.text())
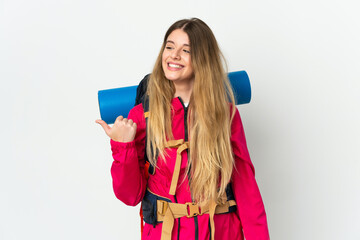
top-left (186, 202), bottom-right (202, 218)
top-left (158, 201), bottom-right (169, 216)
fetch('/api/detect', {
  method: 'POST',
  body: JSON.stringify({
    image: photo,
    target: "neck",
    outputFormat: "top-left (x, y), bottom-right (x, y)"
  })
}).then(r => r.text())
top-left (173, 79), bottom-right (193, 103)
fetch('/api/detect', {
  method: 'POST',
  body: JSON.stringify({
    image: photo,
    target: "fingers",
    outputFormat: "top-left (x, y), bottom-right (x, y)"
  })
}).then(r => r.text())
top-left (116, 116), bottom-right (124, 122)
top-left (115, 116), bottom-right (136, 126)
top-left (96, 116), bottom-right (136, 128)
top-left (132, 121), bottom-right (137, 131)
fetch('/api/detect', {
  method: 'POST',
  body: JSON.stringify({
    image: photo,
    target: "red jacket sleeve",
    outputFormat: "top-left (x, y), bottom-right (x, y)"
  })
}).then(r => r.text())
top-left (231, 108), bottom-right (270, 239)
top-left (110, 105), bottom-right (147, 206)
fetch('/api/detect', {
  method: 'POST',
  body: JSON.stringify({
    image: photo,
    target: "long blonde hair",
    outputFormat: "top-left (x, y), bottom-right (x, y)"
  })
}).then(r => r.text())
top-left (147, 18), bottom-right (236, 204)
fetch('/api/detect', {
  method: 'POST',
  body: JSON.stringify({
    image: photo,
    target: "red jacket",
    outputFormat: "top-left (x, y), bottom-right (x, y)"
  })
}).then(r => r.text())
top-left (110, 97), bottom-right (270, 240)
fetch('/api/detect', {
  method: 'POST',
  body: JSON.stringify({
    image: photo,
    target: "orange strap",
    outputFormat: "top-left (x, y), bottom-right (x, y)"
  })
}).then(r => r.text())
top-left (157, 199), bottom-right (236, 240)
top-left (165, 139), bottom-right (189, 196)
top-left (144, 111), bottom-right (149, 119)
top-left (209, 200), bottom-right (217, 240)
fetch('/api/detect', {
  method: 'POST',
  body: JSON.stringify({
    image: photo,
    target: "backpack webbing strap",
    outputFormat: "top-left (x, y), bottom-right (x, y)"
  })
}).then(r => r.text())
top-left (165, 139), bottom-right (189, 195)
top-left (157, 199), bottom-right (236, 240)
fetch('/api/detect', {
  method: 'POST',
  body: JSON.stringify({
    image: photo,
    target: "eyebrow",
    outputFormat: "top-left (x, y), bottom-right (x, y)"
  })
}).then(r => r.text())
top-left (166, 40), bottom-right (190, 47)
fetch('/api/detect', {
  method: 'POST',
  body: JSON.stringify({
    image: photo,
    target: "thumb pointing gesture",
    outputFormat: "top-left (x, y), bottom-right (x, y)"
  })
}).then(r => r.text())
top-left (95, 119), bottom-right (111, 135)
top-left (96, 116), bottom-right (137, 143)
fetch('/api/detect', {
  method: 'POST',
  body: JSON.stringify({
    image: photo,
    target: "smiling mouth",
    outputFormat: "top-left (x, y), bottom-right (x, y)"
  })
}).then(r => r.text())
top-left (168, 63), bottom-right (184, 69)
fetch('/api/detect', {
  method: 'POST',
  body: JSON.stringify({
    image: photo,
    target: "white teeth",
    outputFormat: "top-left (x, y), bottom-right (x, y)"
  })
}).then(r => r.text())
top-left (169, 63), bottom-right (182, 68)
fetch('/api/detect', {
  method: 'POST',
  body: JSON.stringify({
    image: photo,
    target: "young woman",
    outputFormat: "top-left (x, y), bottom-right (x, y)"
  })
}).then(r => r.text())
top-left (96, 18), bottom-right (269, 240)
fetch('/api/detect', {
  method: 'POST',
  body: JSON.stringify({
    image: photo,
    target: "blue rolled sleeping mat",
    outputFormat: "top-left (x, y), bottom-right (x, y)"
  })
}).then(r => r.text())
top-left (98, 70), bottom-right (251, 124)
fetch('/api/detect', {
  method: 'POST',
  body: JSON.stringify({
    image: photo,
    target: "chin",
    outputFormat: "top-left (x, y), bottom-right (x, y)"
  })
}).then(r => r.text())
top-left (164, 73), bottom-right (180, 81)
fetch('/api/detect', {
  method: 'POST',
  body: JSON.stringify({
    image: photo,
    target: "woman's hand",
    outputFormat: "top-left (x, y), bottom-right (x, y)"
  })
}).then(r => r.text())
top-left (96, 116), bottom-right (137, 143)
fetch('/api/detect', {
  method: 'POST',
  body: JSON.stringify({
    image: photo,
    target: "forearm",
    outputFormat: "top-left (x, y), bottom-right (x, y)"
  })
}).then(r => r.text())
top-left (110, 140), bottom-right (147, 206)
top-left (232, 160), bottom-right (269, 240)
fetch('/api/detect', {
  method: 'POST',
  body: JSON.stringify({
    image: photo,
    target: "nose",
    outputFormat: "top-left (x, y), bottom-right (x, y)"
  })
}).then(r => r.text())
top-left (170, 48), bottom-right (181, 60)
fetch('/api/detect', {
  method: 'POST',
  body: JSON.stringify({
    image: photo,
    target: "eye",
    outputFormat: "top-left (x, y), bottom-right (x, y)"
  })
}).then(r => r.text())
top-left (183, 49), bottom-right (190, 54)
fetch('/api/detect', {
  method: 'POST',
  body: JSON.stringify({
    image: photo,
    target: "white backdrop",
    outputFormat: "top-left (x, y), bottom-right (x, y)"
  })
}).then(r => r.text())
top-left (1, 0), bottom-right (359, 239)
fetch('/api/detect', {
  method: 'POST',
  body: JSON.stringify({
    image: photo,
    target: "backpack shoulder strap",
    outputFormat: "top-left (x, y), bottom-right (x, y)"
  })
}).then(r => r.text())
top-left (135, 74), bottom-right (150, 106)
top-left (139, 88), bottom-right (154, 176)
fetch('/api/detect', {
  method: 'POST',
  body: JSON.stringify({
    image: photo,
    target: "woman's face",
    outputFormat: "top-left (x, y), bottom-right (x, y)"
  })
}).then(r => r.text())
top-left (162, 29), bottom-right (194, 84)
